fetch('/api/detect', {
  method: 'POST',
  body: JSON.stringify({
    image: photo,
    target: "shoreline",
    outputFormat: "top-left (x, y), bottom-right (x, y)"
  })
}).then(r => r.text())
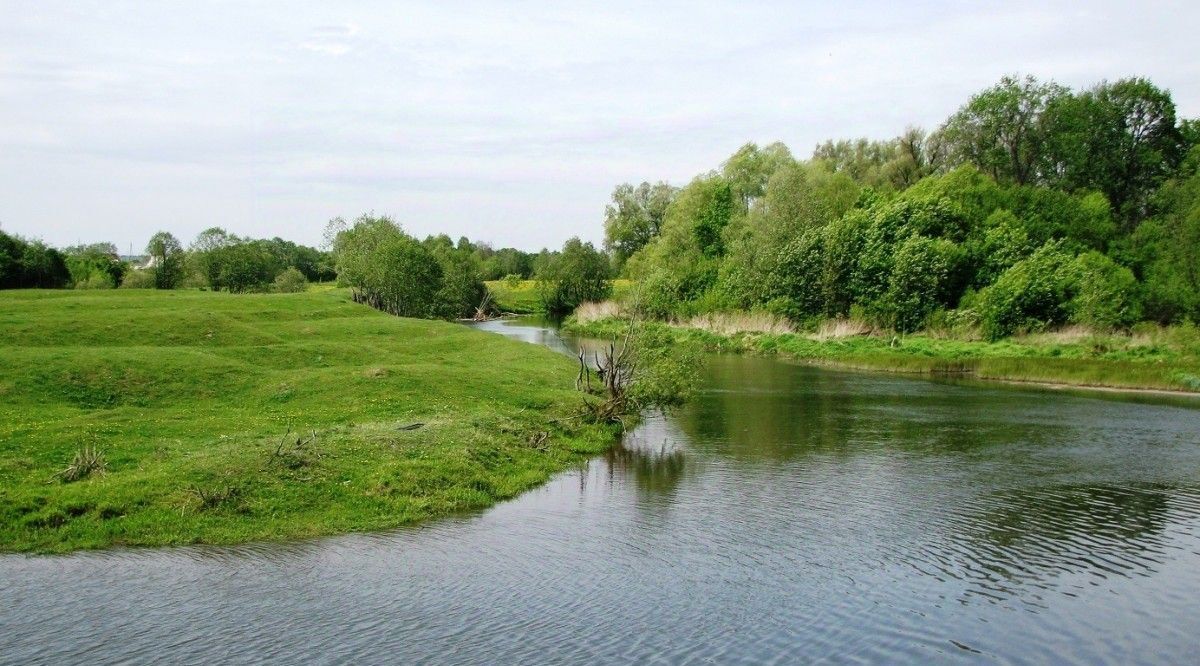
top-left (564, 317), bottom-right (1200, 400)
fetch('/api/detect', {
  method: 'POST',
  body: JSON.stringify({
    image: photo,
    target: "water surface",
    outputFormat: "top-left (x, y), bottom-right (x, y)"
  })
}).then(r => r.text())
top-left (3, 319), bottom-right (1199, 664)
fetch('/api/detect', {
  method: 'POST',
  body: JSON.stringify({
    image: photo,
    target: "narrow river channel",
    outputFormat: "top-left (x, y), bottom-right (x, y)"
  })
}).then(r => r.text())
top-left (3, 318), bottom-right (1200, 664)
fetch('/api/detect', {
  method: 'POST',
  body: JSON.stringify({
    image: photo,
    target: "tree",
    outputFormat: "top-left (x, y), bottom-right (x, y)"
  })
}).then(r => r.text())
top-left (331, 215), bottom-right (446, 318)
top-left (146, 231), bottom-right (184, 289)
top-left (1046, 78), bottom-right (1184, 227)
top-left (603, 181), bottom-right (676, 268)
top-left (722, 142), bottom-right (794, 211)
top-left (536, 237), bottom-right (611, 316)
top-left (941, 75), bottom-right (1069, 185)
top-left (0, 231), bottom-right (70, 289)
top-left (63, 242), bottom-right (126, 289)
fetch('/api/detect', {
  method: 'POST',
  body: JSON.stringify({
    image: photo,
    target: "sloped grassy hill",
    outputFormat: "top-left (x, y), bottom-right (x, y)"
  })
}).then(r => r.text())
top-left (0, 289), bottom-right (612, 553)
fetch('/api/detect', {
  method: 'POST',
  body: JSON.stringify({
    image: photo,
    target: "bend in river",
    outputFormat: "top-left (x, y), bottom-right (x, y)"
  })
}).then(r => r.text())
top-left (3, 318), bottom-right (1199, 664)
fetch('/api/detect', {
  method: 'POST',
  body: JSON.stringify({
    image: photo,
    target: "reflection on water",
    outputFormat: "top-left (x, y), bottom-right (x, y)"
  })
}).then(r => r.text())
top-left (3, 318), bottom-right (1200, 665)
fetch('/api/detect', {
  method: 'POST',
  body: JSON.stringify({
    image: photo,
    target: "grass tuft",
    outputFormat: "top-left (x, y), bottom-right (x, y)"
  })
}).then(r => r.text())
top-left (55, 445), bottom-right (107, 483)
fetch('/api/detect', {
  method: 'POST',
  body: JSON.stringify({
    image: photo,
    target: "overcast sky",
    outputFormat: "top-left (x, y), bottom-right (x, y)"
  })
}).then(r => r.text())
top-left (2, 1), bottom-right (1197, 253)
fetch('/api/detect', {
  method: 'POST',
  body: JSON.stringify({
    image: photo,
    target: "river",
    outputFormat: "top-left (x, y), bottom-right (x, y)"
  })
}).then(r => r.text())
top-left (2, 318), bottom-right (1199, 664)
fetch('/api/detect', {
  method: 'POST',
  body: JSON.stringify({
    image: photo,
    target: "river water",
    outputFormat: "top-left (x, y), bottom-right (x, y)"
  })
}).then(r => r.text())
top-left (3, 319), bottom-right (1200, 664)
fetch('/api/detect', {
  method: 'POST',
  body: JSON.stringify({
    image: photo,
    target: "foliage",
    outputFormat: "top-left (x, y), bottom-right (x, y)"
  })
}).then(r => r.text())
top-left (273, 267), bottom-right (308, 293)
top-left (977, 241), bottom-right (1077, 340)
top-left (146, 231), bottom-right (185, 289)
top-left (0, 230), bottom-right (70, 289)
top-left (63, 243), bottom-right (127, 289)
top-left (119, 269), bottom-right (156, 289)
top-left (603, 181), bottom-right (677, 268)
top-left (332, 215), bottom-right (447, 318)
top-left (536, 237), bottom-right (611, 316)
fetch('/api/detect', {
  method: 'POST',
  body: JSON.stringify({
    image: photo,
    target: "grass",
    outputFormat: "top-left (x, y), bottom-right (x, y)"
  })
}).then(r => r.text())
top-left (485, 279), bottom-right (634, 314)
top-left (565, 315), bottom-right (1200, 394)
top-left (0, 289), bottom-right (617, 553)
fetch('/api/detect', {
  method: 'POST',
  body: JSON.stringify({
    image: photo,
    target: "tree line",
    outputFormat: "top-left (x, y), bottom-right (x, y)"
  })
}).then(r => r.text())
top-left (603, 74), bottom-right (1200, 339)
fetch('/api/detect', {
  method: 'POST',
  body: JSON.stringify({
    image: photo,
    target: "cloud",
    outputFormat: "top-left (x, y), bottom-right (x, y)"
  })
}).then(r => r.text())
top-left (300, 21), bottom-right (360, 56)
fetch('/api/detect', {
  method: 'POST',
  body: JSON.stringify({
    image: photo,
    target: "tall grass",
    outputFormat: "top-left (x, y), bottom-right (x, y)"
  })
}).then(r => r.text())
top-left (679, 311), bottom-right (795, 335)
top-left (573, 300), bottom-right (623, 323)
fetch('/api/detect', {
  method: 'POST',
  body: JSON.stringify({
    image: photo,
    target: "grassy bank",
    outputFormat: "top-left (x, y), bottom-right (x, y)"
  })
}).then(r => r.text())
top-left (0, 289), bottom-right (616, 553)
top-left (565, 315), bottom-right (1200, 394)
top-left (485, 279), bottom-right (633, 314)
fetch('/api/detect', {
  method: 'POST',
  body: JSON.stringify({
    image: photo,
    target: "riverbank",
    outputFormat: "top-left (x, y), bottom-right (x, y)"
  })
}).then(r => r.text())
top-left (0, 289), bottom-right (617, 553)
top-left (564, 316), bottom-right (1200, 395)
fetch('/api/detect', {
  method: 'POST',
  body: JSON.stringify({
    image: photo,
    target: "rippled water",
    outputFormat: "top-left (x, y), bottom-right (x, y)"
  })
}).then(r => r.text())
top-left (3, 319), bottom-right (1200, 664)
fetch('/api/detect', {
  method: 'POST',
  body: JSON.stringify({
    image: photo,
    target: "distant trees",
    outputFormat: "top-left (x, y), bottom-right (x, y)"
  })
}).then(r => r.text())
top-left (0, 230), bottom-right (70, 289)
top-left (536, 237), bottom-right (611, 316)
top-left (601, 73), bottom-right (1197, 337)
top-left (62, 243), bottom-right (126, 289)
top-left (330, 215), bottom-right (486, 319)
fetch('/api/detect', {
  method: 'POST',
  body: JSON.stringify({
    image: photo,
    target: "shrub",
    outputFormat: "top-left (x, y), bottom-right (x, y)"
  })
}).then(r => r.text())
top-left (273, 267), bottom-right (308, 293)
top-left (885, 235), bottom-right (962, 332)
top-left (56, 445), bottom-right (106, 483)
top-left (1067, 251), bottom-right (1140, 329)
top-left (977, 241), bottom-right (1076, 340)
top-left (120, 269), bottom-right (157, 289)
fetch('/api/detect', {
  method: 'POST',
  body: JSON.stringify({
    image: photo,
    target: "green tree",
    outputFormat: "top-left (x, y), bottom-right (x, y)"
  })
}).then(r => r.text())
top-left (603, 181), bottom-right (676, 268)
top-left (146, 231), bottom-right (184, 289)
top-left (941, 75), bottom-right (1069, 185)
top-left (1047, 78), bottom-right (1184, 227)
top-left (331, 215), bottom-right (446, 318)
top-left (722, 142), bottom-right (794, 211)
top-left (536, 237), bottom-right (611, 316)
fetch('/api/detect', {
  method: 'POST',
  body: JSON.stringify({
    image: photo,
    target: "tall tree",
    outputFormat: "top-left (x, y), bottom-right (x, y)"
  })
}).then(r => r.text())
top-left (145, 231), bottom-right (184, 289)
top-left (603, 181), bottom-right (677, 268)
top-left (941, 75), bottom-right (1069, 185)
top-left (1046, 78), bottom-right (1183, 227)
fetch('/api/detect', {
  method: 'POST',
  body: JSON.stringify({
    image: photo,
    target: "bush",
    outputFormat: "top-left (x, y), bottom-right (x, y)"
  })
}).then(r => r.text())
top-left (273, 267), bottom-right (308, 293)
top-left (332, 216), bottom-right (446, 318)
top-left (977, 241), bottom-right (1076, 340)
top-left (885, 235), bottom-right (962, 332)
top-left (120, 269), bottom-right (157, 289)
top-left (1068, 251), bottom-right (1140, 329)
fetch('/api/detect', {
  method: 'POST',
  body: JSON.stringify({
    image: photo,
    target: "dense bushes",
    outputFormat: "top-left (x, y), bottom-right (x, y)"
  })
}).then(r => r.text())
top-left (536, 238), bottom-right (611, 316)
top-left (329, 215), bottom-right (486, 319)
top-left (0, 231), bottom-right (70, 289)
top-left (602, 74), bottom-right (1198, 338)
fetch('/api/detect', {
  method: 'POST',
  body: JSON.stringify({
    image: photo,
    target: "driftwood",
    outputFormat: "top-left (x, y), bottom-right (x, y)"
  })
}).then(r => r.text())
top-left (575, 320), bottom-right (639, 424)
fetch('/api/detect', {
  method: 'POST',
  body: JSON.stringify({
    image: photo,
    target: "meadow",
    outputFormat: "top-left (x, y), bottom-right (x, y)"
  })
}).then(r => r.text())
top-left (0, 289), bottom-right (615, 553)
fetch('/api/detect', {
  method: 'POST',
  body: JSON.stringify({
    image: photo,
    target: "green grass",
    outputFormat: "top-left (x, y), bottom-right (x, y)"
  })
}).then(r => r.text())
top-left (565, 316), bottom-right (1200, 394)
top-left (486, 279), bottom-right (634, 314)
top-left (0, 289), bottom-right (616, 553)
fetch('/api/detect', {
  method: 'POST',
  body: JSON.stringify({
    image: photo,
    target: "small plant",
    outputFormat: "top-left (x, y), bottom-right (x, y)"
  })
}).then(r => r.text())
top-left (266, 427), bottom-right (321, 470)
top-left (55, 445), bottom-right (107, 483)
top-left (187, 484), bottom-right (241, 510)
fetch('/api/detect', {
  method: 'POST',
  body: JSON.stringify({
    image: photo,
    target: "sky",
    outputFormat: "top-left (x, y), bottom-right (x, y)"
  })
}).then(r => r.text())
top-left (2, 1), bottom-right (1198, 253)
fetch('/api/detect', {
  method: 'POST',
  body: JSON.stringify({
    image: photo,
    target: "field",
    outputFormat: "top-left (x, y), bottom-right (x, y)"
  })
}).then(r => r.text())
top-left (0, 289), bottom-right (615, 553)
top-left (566, 316), bottom-right (1200, 395)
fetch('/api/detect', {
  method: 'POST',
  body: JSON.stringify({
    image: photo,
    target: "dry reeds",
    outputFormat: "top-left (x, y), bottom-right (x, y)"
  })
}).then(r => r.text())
top-left (809, 318), bottom-right (873, 341)
top-left (55, 445), bottom-right (106, 483)
top-left (680, 312), bottom-right (795, 336)
top-left (573, 300), bottom-right (623, 323)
